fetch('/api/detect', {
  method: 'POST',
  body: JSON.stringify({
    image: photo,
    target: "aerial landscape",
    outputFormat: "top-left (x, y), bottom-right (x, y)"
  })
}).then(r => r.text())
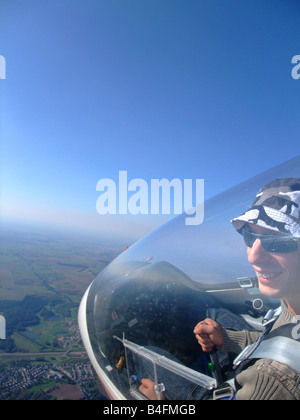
top-left (0, 222), bottom-right (123, 400)
top-left (1, 0), bottom-right (299, 402)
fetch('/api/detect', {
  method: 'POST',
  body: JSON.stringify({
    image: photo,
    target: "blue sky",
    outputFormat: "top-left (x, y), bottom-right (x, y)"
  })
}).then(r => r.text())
top-left (0, 0), bottom-right (299, 241)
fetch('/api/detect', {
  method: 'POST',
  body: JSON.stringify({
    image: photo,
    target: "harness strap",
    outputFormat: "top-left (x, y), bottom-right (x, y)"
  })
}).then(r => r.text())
top-left (246, 336), bottom-right (300, 373)
top-left (234, 318), bottom-right (300, 374)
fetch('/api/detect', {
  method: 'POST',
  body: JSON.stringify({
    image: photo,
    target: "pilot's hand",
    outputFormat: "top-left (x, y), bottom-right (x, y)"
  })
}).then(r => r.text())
top-left (194, 318), bottom-right (223, 353)
top-left (139, 379), bottom-right (165, 400)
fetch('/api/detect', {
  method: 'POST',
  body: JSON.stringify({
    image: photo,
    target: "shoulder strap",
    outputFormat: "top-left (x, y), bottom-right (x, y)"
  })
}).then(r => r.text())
top-left (247, 336), bottom-right (300, 373)
top-left (234, 320), bottom-right (300, 374)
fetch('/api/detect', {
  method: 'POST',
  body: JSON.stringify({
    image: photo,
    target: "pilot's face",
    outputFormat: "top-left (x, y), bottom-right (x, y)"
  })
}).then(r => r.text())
top-left (246, 224), bottom-right (300, 300)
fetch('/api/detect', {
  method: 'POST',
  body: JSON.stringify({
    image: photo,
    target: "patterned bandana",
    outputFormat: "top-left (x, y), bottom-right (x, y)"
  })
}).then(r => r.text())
top-left (231, 178), bottom-right (300, 238)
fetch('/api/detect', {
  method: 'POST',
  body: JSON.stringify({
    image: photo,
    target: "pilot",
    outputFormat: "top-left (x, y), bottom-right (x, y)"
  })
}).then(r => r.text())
top-left (194, 178), bottom-right (300, 400)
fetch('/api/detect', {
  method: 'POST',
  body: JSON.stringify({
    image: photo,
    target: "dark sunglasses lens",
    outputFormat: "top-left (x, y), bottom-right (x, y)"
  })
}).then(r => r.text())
top-left (243, 229), bottom-right (256, 248)
top-left (243, 229), bottom-right (298, 253)
top-left (262, 237), bottom-right (298, 253)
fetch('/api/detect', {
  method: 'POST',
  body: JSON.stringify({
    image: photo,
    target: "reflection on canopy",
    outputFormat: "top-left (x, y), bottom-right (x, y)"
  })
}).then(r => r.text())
top-left (80, 156), bottom-right (300, 400)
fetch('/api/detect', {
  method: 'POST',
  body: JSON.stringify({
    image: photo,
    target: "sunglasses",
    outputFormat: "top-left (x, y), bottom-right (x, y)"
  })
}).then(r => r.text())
top-left (242, 227), bottom-right (299, 254)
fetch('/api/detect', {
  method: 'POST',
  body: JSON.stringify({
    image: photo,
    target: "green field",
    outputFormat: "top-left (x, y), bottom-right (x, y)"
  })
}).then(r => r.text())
top-left (0, 224), bottom-right (122, 354)
top-left (0, 226), bottom-right (121, 302)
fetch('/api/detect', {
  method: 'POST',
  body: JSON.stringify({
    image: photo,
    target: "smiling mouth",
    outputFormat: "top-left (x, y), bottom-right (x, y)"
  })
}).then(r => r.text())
top-left (255, 271), bottom-right (283, 281)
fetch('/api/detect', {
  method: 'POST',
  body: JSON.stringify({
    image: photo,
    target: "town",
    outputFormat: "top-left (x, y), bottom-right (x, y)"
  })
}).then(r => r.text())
top-left (0, 360), bottom-right (105, 400)
top-left (0, 320), bottom-right (106, 400)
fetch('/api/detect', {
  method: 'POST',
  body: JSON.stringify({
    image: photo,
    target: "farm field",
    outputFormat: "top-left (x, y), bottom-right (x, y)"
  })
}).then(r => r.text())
top-left (0, 222), bottom-right (123, 399)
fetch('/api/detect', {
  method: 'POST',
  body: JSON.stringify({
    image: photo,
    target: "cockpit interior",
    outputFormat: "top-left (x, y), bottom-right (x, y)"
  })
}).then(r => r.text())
top-left (79, 156), bottom-right (300, 400)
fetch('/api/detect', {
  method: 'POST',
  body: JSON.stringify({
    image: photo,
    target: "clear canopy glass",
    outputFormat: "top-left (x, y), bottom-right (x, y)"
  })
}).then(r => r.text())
top-left (81, 156), bottom-right (300, 400)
